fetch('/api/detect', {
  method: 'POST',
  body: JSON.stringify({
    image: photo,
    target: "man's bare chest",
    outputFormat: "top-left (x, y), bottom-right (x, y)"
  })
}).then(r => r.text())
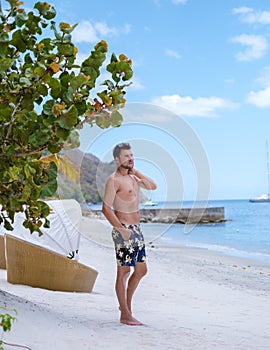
top-left (116, 175), bottom-right (138, 198)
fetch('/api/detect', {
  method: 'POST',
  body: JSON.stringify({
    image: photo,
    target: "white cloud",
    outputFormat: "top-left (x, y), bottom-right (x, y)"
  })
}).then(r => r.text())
top-left (94, 22), bottom-right (118, 37)
top-left (246, 87), bottom-right (270, 108)
top-left (232, 7), bottom-right (270, 24)
top-left (256, 66), bottom-right (270, 87)
top-left (165, 49), bottom-right (181, 59)
top-left (232, 7), bottom-right (253, 15)
top-left (122, 106), bottom-right (173, 123)
top-left (72, 21), bottom-right (99, 43)
top-left (230, 34), bottom-right (268, 61)
top-left (151, 94), bottom-right (237, 117)
top-left (72, 20), bottom-right (131, 43)
top-left (172, 0), bottom-right (188, 4)
top-left (245, 66), bottom-right (270, 108)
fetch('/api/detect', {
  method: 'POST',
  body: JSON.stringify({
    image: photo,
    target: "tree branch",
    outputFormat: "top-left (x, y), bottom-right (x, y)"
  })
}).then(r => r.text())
top-left (0, 121), bottom-right (12, 128)
top-left (0, 146), bottom-right (47, 158)
top-left (1, 340), bottom-right (32, 350)
top-left (6, 95), bottom-right (23, 140)
top-left (13, 146), bottom-right (48, 158)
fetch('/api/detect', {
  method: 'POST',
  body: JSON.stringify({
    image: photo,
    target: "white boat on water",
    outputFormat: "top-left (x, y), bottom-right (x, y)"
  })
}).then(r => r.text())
top-left (250, 140), bottom-right (270, 203)
top-left (143, 200), bottom-right (158, 206)
top-left (249, 194), bottom-right (270, 203)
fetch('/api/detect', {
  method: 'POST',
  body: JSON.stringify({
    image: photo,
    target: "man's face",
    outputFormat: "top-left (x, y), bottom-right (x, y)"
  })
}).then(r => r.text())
top-left (116, 149), bottom-right (134, 170)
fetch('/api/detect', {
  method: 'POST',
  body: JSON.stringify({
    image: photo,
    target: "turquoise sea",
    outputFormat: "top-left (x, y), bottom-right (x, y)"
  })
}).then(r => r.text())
top-left (89, 199), bottom-right (270, 264)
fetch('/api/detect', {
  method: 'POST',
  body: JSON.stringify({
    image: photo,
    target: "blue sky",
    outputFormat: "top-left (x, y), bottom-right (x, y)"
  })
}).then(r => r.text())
top-left (21, 0), bottom-right (270, 201)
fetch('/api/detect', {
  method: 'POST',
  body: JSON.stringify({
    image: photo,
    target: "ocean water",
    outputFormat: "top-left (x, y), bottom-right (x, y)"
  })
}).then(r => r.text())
top-left (89, 199), bottom-right (270, 264)
top-left (90, 199), bottom-right (270, 263)
top-left (141, 199), bottom-right (270, 264)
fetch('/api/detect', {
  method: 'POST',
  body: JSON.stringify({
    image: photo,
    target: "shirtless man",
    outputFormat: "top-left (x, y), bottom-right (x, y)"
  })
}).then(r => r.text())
top-left (102, 142), bottom-right (157, 326)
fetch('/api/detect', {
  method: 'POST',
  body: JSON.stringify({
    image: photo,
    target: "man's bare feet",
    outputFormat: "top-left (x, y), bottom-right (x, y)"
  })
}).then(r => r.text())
top-left (119, 307), bottom-right (144, 326)
top-left (120, 314), bottom-right (144, 326)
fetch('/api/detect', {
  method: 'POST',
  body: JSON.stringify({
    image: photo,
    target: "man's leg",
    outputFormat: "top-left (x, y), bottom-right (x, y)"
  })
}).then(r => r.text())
top-left (115, 265), bottom-right (130, 319)
top-left (127, 262), bottom-right (147, 315)
top-left (115, 265), bottom-right (145, 325)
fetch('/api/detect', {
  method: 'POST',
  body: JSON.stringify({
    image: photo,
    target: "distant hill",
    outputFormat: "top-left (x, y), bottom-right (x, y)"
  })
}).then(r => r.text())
top-left (57, 149), bottom-right (115, 204)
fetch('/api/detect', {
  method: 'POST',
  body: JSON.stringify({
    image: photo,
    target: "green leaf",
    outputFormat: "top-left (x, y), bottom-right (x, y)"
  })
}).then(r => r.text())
top-left (43, 100), bottom-right (54, 115)
top-left (0, 58), bottom-right (14, 74)
top-left (58, 43), bottom-right (75, 57)
top-left (59, 71), bottom-right (70, 88)
top-left (43, 218), bottom-right (50, 228)
top-left (4, 219), bottom-right (13, 231)
top-left (48, 77), bottom-right (61, 99)
top-left (59, 22), bottom-right (78, 34)
top-left (9, 198), bottom-right (21, 211)
top-left (48, 143), bottom-right (62, 153)
top-left (80, 65), bottom-right (98, 82)
top-left (97, 92), bottom-right (111, 105)
top-left (19, 76), bottom-right (31, 86)
top-left (39, 37), bottom-right (53, 51)
top-left (34, 66), bottom-right (46, 76)
top-left (0, 103), bottom-right (13, 120)
top-left (0, 42), bottom-right (9, 58)
top-left (37, 83), bottom-right (48, 96)
top-left (57, 105), bottom-right (78, 129)
top-left (70, 75), bottom-right (88, 90)
top-left (110, 53), bottom-right (118, 63)
top-left (25, 12), bottom-right (42, 35)
top-left (63, 87), bottom-right (74, 102)
top-left (123, 67), bottom-right (133, 81)
top-left (30, 184), bottom-right (42, 200)
top-left (38, 200), bottom-right (51, 218)
top-left (110, 110), bottom-right (123, 127)
top-left (24, 164), bottom-right (36, 178)
top-left (44, 7), bottom-right (56, 20)
top-left (0, 30), bottom-right (9, 44)
top-left (11, 30), bottom-right (27, 52)
top-left (101, 79), bottom-right (115, 90)
top-left (95, 113), bottom-right (111, 129)
top-left (21, 94), bottom-right (34, 109)
top-left (55, 127), bottom-right (70, 140)
top-left (29, 128), bottom-right (50, 147)
top-left (34, 2), bottom-right (56, 20)
top-left (41, 164), bottom-right (58, 197)
top-left (24, 67), bottom-right (34, 78)
top-left (106, 61), bottom-right (115, 73)
top-left (21, 184), bottom-right (32, 201)
top-left (50, 21), bottom-right (62, 40)
top-left (74, 100), bottom-right (87, 115)
top-left (15, 11), bottom-right (28, 27)
top-left (24, 53), bottom-right (33, 64)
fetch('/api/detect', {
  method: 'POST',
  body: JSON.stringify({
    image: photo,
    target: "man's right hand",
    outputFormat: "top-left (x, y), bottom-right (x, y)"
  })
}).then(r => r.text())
top-left (117, 227), bottom-right (132, 241)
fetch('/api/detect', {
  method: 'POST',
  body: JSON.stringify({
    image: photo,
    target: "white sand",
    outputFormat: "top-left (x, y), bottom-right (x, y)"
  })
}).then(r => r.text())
top-left (1, 217), bottom-right (270, 350)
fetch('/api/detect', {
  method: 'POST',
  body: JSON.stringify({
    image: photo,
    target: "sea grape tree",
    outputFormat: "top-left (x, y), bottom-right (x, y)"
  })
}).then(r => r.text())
top-left (0, 0), bottom-right (133, 233)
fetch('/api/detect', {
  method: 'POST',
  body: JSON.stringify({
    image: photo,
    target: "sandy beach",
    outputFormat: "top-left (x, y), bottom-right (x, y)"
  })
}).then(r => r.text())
top-left (1, 216), bottom-right (270, 350)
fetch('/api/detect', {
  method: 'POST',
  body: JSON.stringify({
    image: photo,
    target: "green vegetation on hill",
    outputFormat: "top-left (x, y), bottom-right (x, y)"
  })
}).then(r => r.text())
top-left (57, 149), bottom-right (115, 204)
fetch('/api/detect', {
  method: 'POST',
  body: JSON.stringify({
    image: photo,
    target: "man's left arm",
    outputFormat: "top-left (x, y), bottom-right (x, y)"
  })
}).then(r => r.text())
top-left (129, 168), bottom-right (157, 190)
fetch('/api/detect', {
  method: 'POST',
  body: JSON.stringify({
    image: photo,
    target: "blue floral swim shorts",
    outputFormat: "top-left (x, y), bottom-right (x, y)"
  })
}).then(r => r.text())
top-left (112, 224), bottom-right (146, 267)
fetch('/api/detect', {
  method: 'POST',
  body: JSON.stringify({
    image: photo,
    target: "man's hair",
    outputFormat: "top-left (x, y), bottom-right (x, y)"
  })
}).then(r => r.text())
top-left (113, 142), bottom-right (131, 158)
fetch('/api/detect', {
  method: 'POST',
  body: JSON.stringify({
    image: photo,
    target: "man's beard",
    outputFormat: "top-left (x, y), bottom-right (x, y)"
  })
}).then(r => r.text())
top-left (120, 163), bottom-right (133, 170)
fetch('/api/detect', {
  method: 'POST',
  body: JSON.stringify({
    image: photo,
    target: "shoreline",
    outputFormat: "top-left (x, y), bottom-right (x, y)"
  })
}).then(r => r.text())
top-left (1, 217), bottom-right (270, 350)
top-left (81, 216), bottom-right (270, 265)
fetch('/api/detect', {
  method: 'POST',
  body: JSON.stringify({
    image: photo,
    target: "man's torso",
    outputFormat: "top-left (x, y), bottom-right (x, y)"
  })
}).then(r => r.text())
top-left (112, 173), bottom-right (140, 225)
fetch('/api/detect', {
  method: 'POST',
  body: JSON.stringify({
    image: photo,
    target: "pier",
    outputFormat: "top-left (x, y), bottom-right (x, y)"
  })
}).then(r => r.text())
top-left (86, 207), bottom-right (226, 224)
top-left (140, 207), bottom-right (225, 224)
